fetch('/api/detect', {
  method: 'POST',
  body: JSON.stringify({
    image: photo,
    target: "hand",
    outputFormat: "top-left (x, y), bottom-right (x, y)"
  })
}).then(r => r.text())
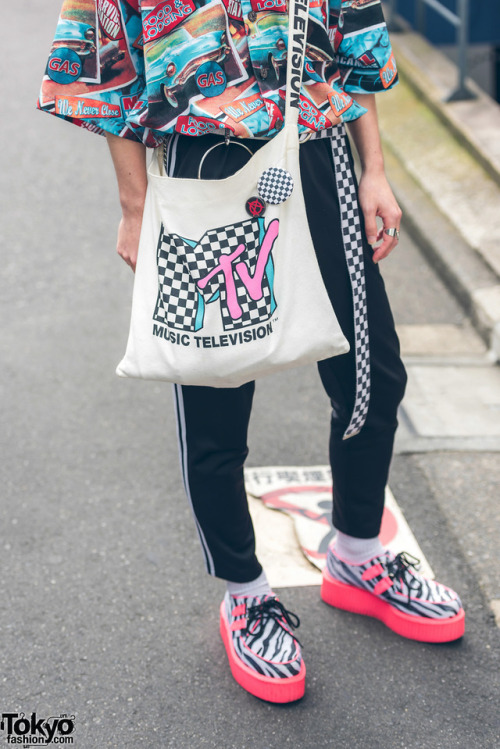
top-left (115, 209), bottom-right (143, 272)
top-left (105, 132), bottom-right (147, 272)
top-left (357, 171), bottom-right (402, 263)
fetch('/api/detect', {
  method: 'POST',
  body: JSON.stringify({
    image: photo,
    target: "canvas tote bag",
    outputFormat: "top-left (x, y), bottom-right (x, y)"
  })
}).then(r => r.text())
top-left (116, 0), bottom-right (349, 388)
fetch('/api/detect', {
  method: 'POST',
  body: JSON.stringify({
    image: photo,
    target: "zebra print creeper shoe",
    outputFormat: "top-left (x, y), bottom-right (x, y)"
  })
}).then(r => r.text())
top-left (220, 592), bottom-right (306, 703)
top-left (321, 548), bottom-right (465, 643)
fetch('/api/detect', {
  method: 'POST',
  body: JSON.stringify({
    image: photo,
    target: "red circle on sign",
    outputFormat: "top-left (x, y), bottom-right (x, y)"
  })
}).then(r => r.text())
top-left (379, 506), bottom-right (398, 546)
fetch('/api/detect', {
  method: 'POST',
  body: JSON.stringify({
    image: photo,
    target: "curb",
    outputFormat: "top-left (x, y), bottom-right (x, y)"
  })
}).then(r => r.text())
top-left (382, 144), bottom-right (500, 361)
top-left (378, 28), bottom-right (500, 360)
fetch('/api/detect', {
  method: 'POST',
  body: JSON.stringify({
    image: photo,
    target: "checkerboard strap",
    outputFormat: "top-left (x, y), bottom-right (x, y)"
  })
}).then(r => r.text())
top-left (330, 126), bottom-right (371, 440)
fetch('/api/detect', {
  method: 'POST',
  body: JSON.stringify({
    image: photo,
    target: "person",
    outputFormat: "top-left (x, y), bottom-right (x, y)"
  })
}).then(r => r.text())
top-left (38, 0), bottom-right (465, 704)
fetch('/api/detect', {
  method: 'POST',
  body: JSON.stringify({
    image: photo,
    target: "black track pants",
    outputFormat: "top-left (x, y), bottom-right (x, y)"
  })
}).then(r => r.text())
top-left (167, 131), bottom-right (407, 582)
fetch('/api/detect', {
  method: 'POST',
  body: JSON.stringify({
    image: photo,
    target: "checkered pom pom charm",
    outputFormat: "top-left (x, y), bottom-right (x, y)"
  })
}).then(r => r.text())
top-left (258, 167), bottom-right (294, 205)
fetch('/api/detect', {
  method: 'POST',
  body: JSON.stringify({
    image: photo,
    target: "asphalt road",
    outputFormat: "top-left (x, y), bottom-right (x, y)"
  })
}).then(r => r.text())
top-left (1, 3), bottom-right (499, 748)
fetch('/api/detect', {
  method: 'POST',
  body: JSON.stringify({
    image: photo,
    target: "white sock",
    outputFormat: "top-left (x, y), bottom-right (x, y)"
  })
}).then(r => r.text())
top-left (226, 569), bottom-right (272, 598)
top-left (333, 530), bottom-right (385, 564)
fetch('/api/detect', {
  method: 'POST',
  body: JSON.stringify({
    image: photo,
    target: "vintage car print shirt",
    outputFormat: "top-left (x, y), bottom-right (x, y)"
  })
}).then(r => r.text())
top-left (38, 0), bottom-right (398, 145)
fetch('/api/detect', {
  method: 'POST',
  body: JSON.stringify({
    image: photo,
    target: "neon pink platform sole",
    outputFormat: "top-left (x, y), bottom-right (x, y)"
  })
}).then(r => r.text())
top-left (219, 602), bottom-right (306, 703)
top-left (321, 568), bottom-right (465, 643)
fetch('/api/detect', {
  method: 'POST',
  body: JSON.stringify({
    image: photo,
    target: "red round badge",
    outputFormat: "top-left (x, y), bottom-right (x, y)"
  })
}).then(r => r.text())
top-left (246, 196), bottom-right (266, 217)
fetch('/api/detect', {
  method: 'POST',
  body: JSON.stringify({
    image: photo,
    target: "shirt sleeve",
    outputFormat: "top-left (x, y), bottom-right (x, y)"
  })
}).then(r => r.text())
top-left (37, 0), bottom-right (156, 144)
top-left (331, 0), bottom-right (398, 94)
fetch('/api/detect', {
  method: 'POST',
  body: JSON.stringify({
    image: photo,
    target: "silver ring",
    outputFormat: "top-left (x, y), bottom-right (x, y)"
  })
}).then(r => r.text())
top-left (197, 140), bottom-right (254, 179)
top-left (385, 227), bottom-right (400, 240)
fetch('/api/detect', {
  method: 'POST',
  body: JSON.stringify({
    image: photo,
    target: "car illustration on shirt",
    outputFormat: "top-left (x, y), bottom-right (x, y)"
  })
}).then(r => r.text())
top-left (53, 19), bottom-right (125, 73)
top-left (305, 14), bottom-right (335, 63)
top-left (163, 28), bottom-right (229, 106)
top-left (146, 4), bottom-right (230, 108)
top-left (341, 66), bottom-right (384, 91)
top-left (53, 19), bottom-right (97, 57)
top-left (248, 14), bottom-right (288, 81)
top-left (100, 40), bottom-right (126, 72)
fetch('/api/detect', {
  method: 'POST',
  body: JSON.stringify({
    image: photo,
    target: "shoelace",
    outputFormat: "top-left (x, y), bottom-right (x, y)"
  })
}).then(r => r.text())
top-left (386, 552), bottom-right (423, 605)
top-left (245, 598), bottom-right (301, 643)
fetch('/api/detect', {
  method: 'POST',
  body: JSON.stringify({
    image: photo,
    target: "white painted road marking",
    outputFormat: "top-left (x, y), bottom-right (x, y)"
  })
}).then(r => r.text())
top-left (245, 465), bottom-right (434, 588)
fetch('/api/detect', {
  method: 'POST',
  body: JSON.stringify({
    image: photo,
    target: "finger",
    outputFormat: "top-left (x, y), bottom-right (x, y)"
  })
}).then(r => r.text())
top-left (379, 203), bottom-right (402, 229)
top-left (123, 251), bottom-right (137, 272)
top-left (372, 205), bottom-right (402, 261)
top-left (117, 246), bottom-right (133, 268)
top-left (361, 204), bottom-right (378, 246)
top-left (368, 226), bottom-right (385, 253)
top-left (372, 232), bottom-right (399, 263)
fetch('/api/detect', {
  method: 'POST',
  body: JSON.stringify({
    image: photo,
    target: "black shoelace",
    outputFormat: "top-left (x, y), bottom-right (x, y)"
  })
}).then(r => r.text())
top-left (387, 551), bottom-right (423, 606)
top-left (246, 598), bottom-right (301, 643)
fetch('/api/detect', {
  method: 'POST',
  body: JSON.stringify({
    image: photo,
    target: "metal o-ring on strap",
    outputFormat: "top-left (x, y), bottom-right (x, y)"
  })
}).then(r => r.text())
top-left (197, 140), bottom-right (254, 179)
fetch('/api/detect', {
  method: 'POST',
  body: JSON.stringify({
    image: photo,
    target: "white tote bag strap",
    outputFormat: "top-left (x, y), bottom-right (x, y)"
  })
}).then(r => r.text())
top-left (284, 0), bottom-right (310, 125)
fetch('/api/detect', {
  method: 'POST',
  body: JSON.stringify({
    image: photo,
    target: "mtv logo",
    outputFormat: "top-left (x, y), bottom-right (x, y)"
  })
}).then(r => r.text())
top-left (153, 217), bottom-right (278, 332)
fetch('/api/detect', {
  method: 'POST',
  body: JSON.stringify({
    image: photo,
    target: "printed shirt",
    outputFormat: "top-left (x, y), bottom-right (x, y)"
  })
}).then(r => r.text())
top-left (37, 0), bottom-right (398, 146)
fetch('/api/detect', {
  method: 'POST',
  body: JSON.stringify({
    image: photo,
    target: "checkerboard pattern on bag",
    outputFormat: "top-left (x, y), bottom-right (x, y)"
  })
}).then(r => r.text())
top-left (153, 228), bottom-right (202, 332)
top-left (153, 218), bottom-right (276, 334)
top-left (258, 167), bottom-right (294, 204)
top-left (184, 218), bottom-right (275, 331)
top-left (330, 127), bottom-right (371, 440)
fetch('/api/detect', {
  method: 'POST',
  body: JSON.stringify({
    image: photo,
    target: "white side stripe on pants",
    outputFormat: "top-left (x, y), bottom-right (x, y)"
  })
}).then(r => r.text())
top-left (173, 383), bottom-right (216, 576)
